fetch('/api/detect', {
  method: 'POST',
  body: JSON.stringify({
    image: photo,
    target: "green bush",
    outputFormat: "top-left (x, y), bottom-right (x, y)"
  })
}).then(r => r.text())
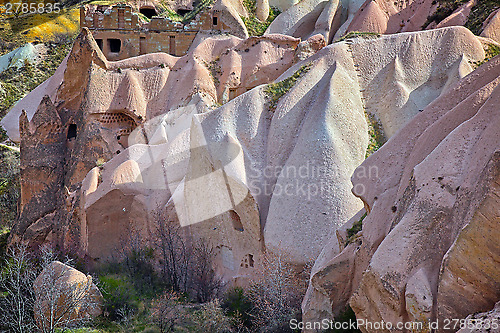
top-left (223, 287), bottom-right (253, 328)
top-left (98, 274), bottom-right (140, 320)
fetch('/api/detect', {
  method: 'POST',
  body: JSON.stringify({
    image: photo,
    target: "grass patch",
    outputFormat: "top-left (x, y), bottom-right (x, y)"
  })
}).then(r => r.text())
top-left (241, 0), bottom-right (281, 36)
top-left (0, 39), bottom-right (72, 119)
top-left (0, 145), bottom-right (20, 229)
top-left (335, 31), bottom-right (380, 43)
top-left (157, 0), bottom-right (214, 24)
top-left (345, 212), bottom-right (366, 246)
top-left (264, 63), bottom-right (312, 111)
top-left (464, 0), bottom-right (500, 35)
top-left (471, 43), bottom-right (500, 68)
top-left (422, 0), bottom-right (468, 28)
top-left (365, 112), bottom-right (386, 158)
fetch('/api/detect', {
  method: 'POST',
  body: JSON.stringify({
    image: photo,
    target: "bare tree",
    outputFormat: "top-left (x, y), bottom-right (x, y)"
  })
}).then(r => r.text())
top-left (33, 247), bottom-right (102, 333)
top-left (248, 251), bottom-right (307, 332)
top-left (150, 291), bottom-right (181, 333)
top-left (0, 244), bottom-right (37, 333)
top-left (153, 209), bottom-right (223, 302)
top-left (191, 240), bottom-right (224, 303)
top-left (154, 210), bottom-right (192, 294)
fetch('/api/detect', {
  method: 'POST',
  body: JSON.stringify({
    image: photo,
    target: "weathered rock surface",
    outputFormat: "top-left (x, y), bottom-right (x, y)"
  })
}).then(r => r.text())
top-left (268, 0), bottom-right (500, 43)
top-left (34, 261), bottom-right (103, 329)
top-left (456, 302), bottom-right (500, 333)
top-left (481, 9), bottom-right (500, 44)
top-left (3, 28), bottom-right (325, 272)
top-left (3, 25), bottom-right (488, 286)
top-left (303, 51), bottom-right (500, 332)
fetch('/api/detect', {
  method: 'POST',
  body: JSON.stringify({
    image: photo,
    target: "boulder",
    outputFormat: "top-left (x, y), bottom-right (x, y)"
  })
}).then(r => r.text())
top-left (34, 261), bottom-right (103, 329)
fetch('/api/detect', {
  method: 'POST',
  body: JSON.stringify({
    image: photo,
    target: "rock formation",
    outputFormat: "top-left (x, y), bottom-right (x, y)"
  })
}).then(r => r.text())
top-left (7, 23), bottom-right (487, 284)
top-left (266, 0), bottom-right (500, 43)
top-left (1, 0), bottom-right (499, 324)
top-left (303, 48), bottom-right (500, 332)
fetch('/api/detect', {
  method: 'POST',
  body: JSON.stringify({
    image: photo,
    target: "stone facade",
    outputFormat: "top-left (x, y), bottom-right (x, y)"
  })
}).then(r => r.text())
top-left (80, 4), bottom-right (230, 59)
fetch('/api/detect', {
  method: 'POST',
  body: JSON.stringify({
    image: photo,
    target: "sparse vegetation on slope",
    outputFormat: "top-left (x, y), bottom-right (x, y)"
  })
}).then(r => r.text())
top-left (422, 0), bottom-right (468, 28)
top-left (365, 112), bottom-right (386, 158)
top-left (335, 31), bottom-right (380, 42)
top-left (265, 63), bottom-right (312, 111)
top-left (0, 144), bottom-right (20, 229)
top-left (345, 212), bottom-right (366, 246)
top-left (465, 0), bottom-right (500, 35)
top-left (0, 39), bottom-right (72, 119)
top-left (241, 0), bottom-right (281, 36)
top-left (471, 43), bottom-right (500, 68)
top-left (157, 0), bottom-right (214, 24)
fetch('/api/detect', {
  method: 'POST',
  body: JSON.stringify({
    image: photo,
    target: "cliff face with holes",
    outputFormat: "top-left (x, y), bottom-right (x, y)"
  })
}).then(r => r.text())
top-left (5, 28), bottom-right (326, 273)
top-left (5, 25), bottom-right (491, 287)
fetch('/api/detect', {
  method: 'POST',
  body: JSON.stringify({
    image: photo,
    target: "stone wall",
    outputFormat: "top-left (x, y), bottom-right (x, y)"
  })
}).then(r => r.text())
top-left (80, 4), bottom-right (229, 59)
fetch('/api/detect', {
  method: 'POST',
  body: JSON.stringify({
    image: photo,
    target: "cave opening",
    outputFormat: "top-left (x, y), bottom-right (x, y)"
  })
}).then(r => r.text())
top-left (140, 7), bottom-right (157, 19)
top-left (67, 124), bottom-right (77, 140)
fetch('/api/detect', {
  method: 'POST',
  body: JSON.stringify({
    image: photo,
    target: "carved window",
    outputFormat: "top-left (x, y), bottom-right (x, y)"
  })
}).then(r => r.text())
top-left (108, 39), bottom-right (121, 53)
top-left (140, 7), bottom-right (157, 19)
top-left (67, 124), bottom-right (77, 140)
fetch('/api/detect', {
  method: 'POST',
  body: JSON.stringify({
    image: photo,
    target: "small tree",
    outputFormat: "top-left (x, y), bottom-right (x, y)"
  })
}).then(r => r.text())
top-left (191, 299), bottom-right (242, 333)
top-left (0, 244), bottom-right (37, 333)
top-left (150, 291), bottom-right (181, 333)
top-left (153, 209), bottom-right (223, 302)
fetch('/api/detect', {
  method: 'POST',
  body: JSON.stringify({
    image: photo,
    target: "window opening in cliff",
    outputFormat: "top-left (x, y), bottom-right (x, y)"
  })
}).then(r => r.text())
top-left (96, 39), bottom-right (103, 51)
top-left (248, 254), bottom-right (254, 267)
top-left (230, 210), bottom-right (244, 232)
top-left (108, 39), bottom-right (121, 53)
top-left (140, 7), bottom-right (157, 19)
top-left (169, 36), bottom-right (176, 55)
top-left (177, 9), bottom-right (191, 15)
top-left (140, 37), bottom-right (146, 55)
top-left (67, 124), bottom-right (77, 140)
top-left (213, 16), bottom-right (218, 26)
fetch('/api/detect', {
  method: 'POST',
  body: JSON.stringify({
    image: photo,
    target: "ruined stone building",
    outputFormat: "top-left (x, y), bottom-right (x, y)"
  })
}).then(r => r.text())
top-left (80, 3), bottom-right (229, 59)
